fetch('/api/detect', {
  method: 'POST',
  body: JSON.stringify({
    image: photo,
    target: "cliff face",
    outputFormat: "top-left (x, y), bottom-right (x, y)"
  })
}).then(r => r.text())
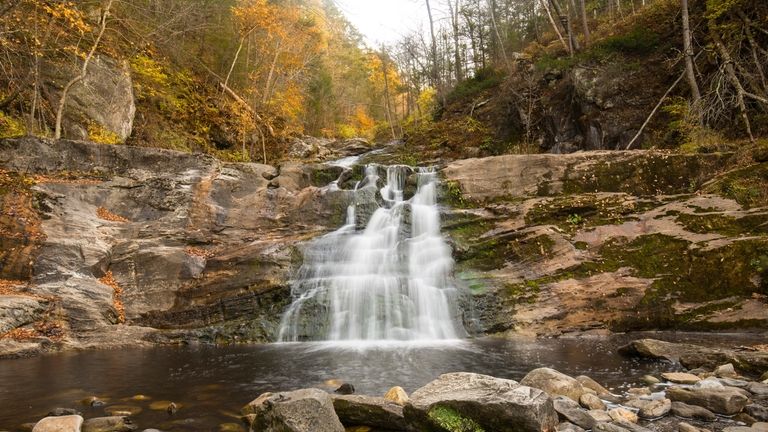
top-left (0, 137), bottom-right (351, 357)
top-left (1, 138), bottom-right (766, 357)
top-left (443, 151), bottom-right (768, 336)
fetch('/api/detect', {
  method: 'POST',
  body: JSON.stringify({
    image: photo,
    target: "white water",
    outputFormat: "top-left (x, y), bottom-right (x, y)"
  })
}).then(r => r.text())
top-left (277, 165), bottom-right (464, 343)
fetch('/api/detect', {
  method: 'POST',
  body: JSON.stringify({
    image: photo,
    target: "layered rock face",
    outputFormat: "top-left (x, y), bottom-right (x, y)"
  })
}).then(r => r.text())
top-left (0, 137), bottom-right (350, 356)
top-left (443, 150), bottom-right (768, 336)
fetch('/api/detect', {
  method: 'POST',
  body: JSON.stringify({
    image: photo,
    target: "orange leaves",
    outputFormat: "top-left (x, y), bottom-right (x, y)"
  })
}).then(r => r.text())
top-left (99, 271), bottom-right (125, 323)
top-left (96, 207), bottom-right (128, 223)
top-left (41, 1), bottom-right (90, 35)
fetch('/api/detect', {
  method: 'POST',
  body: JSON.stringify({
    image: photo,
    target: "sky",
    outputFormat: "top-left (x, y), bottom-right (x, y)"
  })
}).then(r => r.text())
top-left (332, 0), bottom-right (435, 46)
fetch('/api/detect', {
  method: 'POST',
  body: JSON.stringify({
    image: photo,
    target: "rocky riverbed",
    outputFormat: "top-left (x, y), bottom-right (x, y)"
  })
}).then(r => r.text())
top-left (12, 339), bottom-right (768, 432)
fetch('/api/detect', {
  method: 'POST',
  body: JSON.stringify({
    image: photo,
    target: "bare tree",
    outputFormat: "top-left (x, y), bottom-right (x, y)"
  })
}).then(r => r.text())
top-left (681, 0), bottom-right (701, 123)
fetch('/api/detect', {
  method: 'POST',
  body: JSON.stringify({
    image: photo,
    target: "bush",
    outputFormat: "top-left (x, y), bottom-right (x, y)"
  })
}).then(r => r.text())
top-left (446, 67), bottom-right (506, 103)
top-left (599, 27), bottom-right (660, 55)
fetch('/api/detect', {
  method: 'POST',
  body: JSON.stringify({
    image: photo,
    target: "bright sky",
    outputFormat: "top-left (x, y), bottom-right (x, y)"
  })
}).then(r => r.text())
top-left (333, 0), bottom-right (436, 46)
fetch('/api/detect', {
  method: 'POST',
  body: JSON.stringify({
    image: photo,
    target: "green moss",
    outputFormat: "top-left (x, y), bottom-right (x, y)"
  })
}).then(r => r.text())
top-left (459, 233), bottom-right (555, 271)
top-left (525, 194), bottom-right (654, 233)
top-left (599, 27), bottom-right (661, 55)
top-left (705, 163), bottom-right (768, 209)
top-left (0, 111), bottom-right (25, 138)
top-left (676, 213), bottom-right (768, 236)
top-left (443, 180), bottom-right (472, 209)
top-left (427, 405), bottom-right (485, 432)
top-left (446, 67), bottom-right (505, 104)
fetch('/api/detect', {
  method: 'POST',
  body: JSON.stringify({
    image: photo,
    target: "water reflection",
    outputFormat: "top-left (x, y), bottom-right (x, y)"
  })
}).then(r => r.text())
top-left (0, 333), bottom-right (763, 430)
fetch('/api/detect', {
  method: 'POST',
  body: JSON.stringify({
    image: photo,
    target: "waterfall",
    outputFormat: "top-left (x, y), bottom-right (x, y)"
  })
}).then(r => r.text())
top-left (277, 164), bottom-right (464, 342)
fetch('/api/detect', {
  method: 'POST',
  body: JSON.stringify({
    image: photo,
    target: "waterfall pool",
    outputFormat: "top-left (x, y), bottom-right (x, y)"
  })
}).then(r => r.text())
top-left (1, 333), bottom-right (764, 430)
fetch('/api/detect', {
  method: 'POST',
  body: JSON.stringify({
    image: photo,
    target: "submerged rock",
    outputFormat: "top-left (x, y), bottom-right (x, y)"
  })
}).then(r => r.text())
top-left (404, 372), bottom-right (558, 432)
top-left (670, 401), bottom-right (717, 421)
top-left (241, 389), bottom-right (344, 432)
top-left (32, 415), bottom-right (83, 432)
top-left (82, 416), bottom-right (137, 432)
top-left (331, 394), bottom-right (407, 430)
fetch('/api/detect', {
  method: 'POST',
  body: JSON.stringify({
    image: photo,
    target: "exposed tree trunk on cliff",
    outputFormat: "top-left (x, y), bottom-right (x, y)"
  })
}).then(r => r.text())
top-left (54, 0), bottom-right (113, 140)
top-left (549, 0), bottom-right (576, 56)
top-left (223, 26), bottom-right (257, 91)
top-left (578, 0), bottom-right (590, 46)
top-left (538, 0), bottom-right (569, 53)
top-left (489, 0), bottom-right (510, 69)
top-left (681, 0), bottom-right (701, 123)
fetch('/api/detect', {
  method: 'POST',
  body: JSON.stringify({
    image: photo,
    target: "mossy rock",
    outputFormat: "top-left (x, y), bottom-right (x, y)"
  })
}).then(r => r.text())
top-left (705, 163), bottom-right (768, 209)
top-left (676, 213), bottom-right (768, 236)
top-left (457, 232), bottom-right (555, 271)
top-left (427, 405), bottom-right (485, 432)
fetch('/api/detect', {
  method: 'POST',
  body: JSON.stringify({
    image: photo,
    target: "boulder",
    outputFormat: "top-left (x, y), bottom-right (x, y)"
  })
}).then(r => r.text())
top-left (42, 57), bottom-right (135, 142)
top-left (667, 386), bottom-right (749, 415)
top-left (521, 368), bottom-right (585, 402)
top-left (553, 396), bottom-right (596, 430)
top-left (403, 372), bottom-right (558, 432)
top-left (662, 373), bottom-right (701, 385)
top-left (32, 415), bottom-right (84, 432)
top-left (638, 398), bottom-right (671, 419)
top-left (670, 401), bottom-right (717, 421)
top-left (331, 394), bottom-right (407, 430)
top-left (748, 382), bottom-right (768, 396)
top-left (575, 376), bottom-right (612, 397)
top-left (715, 364), bottom-right (738, 378)
top-left (579, 393), bottom-right (606, 411)
top-left (384, 386), bottom-right (409, 405)
top-left (82, 417), bottom-right (137, 432)
top-left (0, 296), bottom-right (49, 334)
top-left (619, 339), bottom-right (768, 375)
top-left (557, 422), bottom-right (586, 432)
top-left (588, 410), bottom-right (613, 423)
top-left (594, 423), bottom-right (631, 432)
top-left (678, 423), bottom-right (706, 432)
top-left (241, 389), bottom-right (344, 432)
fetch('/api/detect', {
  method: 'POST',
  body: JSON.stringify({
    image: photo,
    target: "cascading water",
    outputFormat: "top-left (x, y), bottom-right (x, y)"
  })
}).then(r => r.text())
top-left (277, 164), bottom-right (465, 343)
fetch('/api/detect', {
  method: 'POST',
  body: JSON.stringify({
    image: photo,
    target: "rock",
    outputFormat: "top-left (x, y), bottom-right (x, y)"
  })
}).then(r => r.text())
top-left (747, 404), bottom-right (768, 421)
top-left (608, 408), bottom-right (638, 424)
top-left (334, 384), bottom-right (355, 395)
top-left (42, 57), bottom-right (135, 142)
top-left (588, 410), bottom-right (613, 423)
top-left (670, 401), bottom-right (717, 421)
top-left (0, 296), bottom-right (49, 334)
top-left (662, 372), bottom-right (701, 385)
top-left (722, 428), bottom-right (755, 432)
top-left (403, 372), bottom-right (558, 432)
top-left (521, 368), bottom-right (585, 402)
top-left (241, 389), bottom-right (344, 432)
top-left (575, 376), bottom-right (612, 396)
top-left (734, 412), bottom-right (758, 425)
top-left (627, 387), bottom-right (651, 396)
top-left (104, 406), bottom-right (142, 416)
top-left (678, 423), bottom-right (705, 432)
top-left (32, 416), bottom-right (84, 432)
top-left (594, 423), bottom-right (631, 432)
top-left (638, 398), bottom-right (671, 419)
top-left (667, 385), bottom-right (749, 415)
top-left (761, 371), bottom-right (768, 382)
top-left (612, 420), bottom-right (654, 432)
top-left (166, 402), bottom-right (177, 415)
top-left (331, 395), bottom-right (407, 430)
top-left (46, 409), bottom-right (81, 417)
top-left (579, 393), bottom-right (606, 411)
top-left (557, 422), bottom-right (586, 432)
top-left (754, 423), bottom-right (768, 432)
top-left (716, 364), bottom-right (738, 378)
top-left (619, 339), bottom-right (768, 375)
top-left (553, 396), bottom-right (596, 430)
top-left (384, 386), bottom-right (409, 405)
top-left (748, 382), bottom-right (768, 396)
top-left (642, 375), bottom-right (660, 385)
top-left (82, 417), bottom-right (137, 432)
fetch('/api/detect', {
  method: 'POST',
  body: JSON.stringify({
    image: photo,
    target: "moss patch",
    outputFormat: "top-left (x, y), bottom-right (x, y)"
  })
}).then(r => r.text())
top-left (705, 163), bottom-right (768, 209)
top-left (676, 213), bottom-right (768, 236)
top-left (525, 194), bottom-right (658, 233)
top-left (458, 233), bottom-right (555, 271)
top-left (427, 405), bottom-right (485, 432)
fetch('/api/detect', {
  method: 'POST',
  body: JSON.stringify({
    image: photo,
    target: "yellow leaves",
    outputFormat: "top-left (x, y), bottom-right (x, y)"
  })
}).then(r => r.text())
top-left (87, 123), bottom-right (122, 145)
top-left (42, 1), bottom-right (90, 35)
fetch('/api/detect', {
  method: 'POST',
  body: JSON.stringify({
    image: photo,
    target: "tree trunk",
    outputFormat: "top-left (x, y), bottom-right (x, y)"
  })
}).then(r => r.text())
top-left (425, 0), bottom-right (440, 89)
top-left (54, 0), bottom-right (114, 140)
top-left (711, 31), bottom-right (756, 141)
top-left (539, 0), bottom-right (569, 54)
top-left (681, 0), bottom-right (702, 123)
top-left (448, 0), bottom-right (463, 82)
top-left (380, 50), bottom-right (397, 140)
top-left (489, 0), bottom-right (510, 68)
top-left (578, 0), bottom-right (590, 46)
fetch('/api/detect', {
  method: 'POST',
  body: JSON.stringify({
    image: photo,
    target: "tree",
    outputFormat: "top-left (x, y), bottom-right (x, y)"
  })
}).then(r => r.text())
top-left (681, 0), bottom-right (701, 124)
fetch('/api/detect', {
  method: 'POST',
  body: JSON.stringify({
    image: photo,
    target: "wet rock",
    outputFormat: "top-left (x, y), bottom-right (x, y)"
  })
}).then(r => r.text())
top-left (608, 408), bottom-right (638, 424)
top-left (734, 412), bottom-right (758, 425)
top-left (331, 394), bottom-right (407, 430)
top-left (46, 409), bottom-right (81, 417)
top-left (716, 364), bottom-right (738, 378)
top-left (754, 423), bottom-right (768, 431)
top-left (638, 398), bottom-right (671, 419)
top-left (642, 375), bottom-right (660, 385)
top-left (723, 428), bottom-right (756, 432)
top-left (0, 297), bottom-right (49, 334)
top-left (82, 416), bottom-right (137, 432)
top-left (242, 389), bottom-right (344, 432)
top-left (747, 404), bottom-right (768, 421)
top-left (404, 372), bottom-right (558, 432)
top-left (619, 339), bottom-right (768, 375)
top-left (580, 393), bottom-right (606, 411)
top-left (627, 387), bottom-right (651, 397)
top-left (553, 396), bottom-right (596, 429)
top-left (612, 420), bottom-right (653, 432)
top-left (104, 406), bottom-right (142, 416)
top-left (334, 383), bottom-right (355, 395)
top-left (521, 368), bottom-right (585, 402)
top-left (662, 372), bottom-right (701, 385)
top-left (557, 422), bottom-right (586, 432)
top-left (384, 386), bottom-right (409, 405)
top-left (667, 385), bottom-right (749, 415)
top-left (670, 401), bottom-right (717, 421)
top-left (32, 415), bottom-right (84, 432)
